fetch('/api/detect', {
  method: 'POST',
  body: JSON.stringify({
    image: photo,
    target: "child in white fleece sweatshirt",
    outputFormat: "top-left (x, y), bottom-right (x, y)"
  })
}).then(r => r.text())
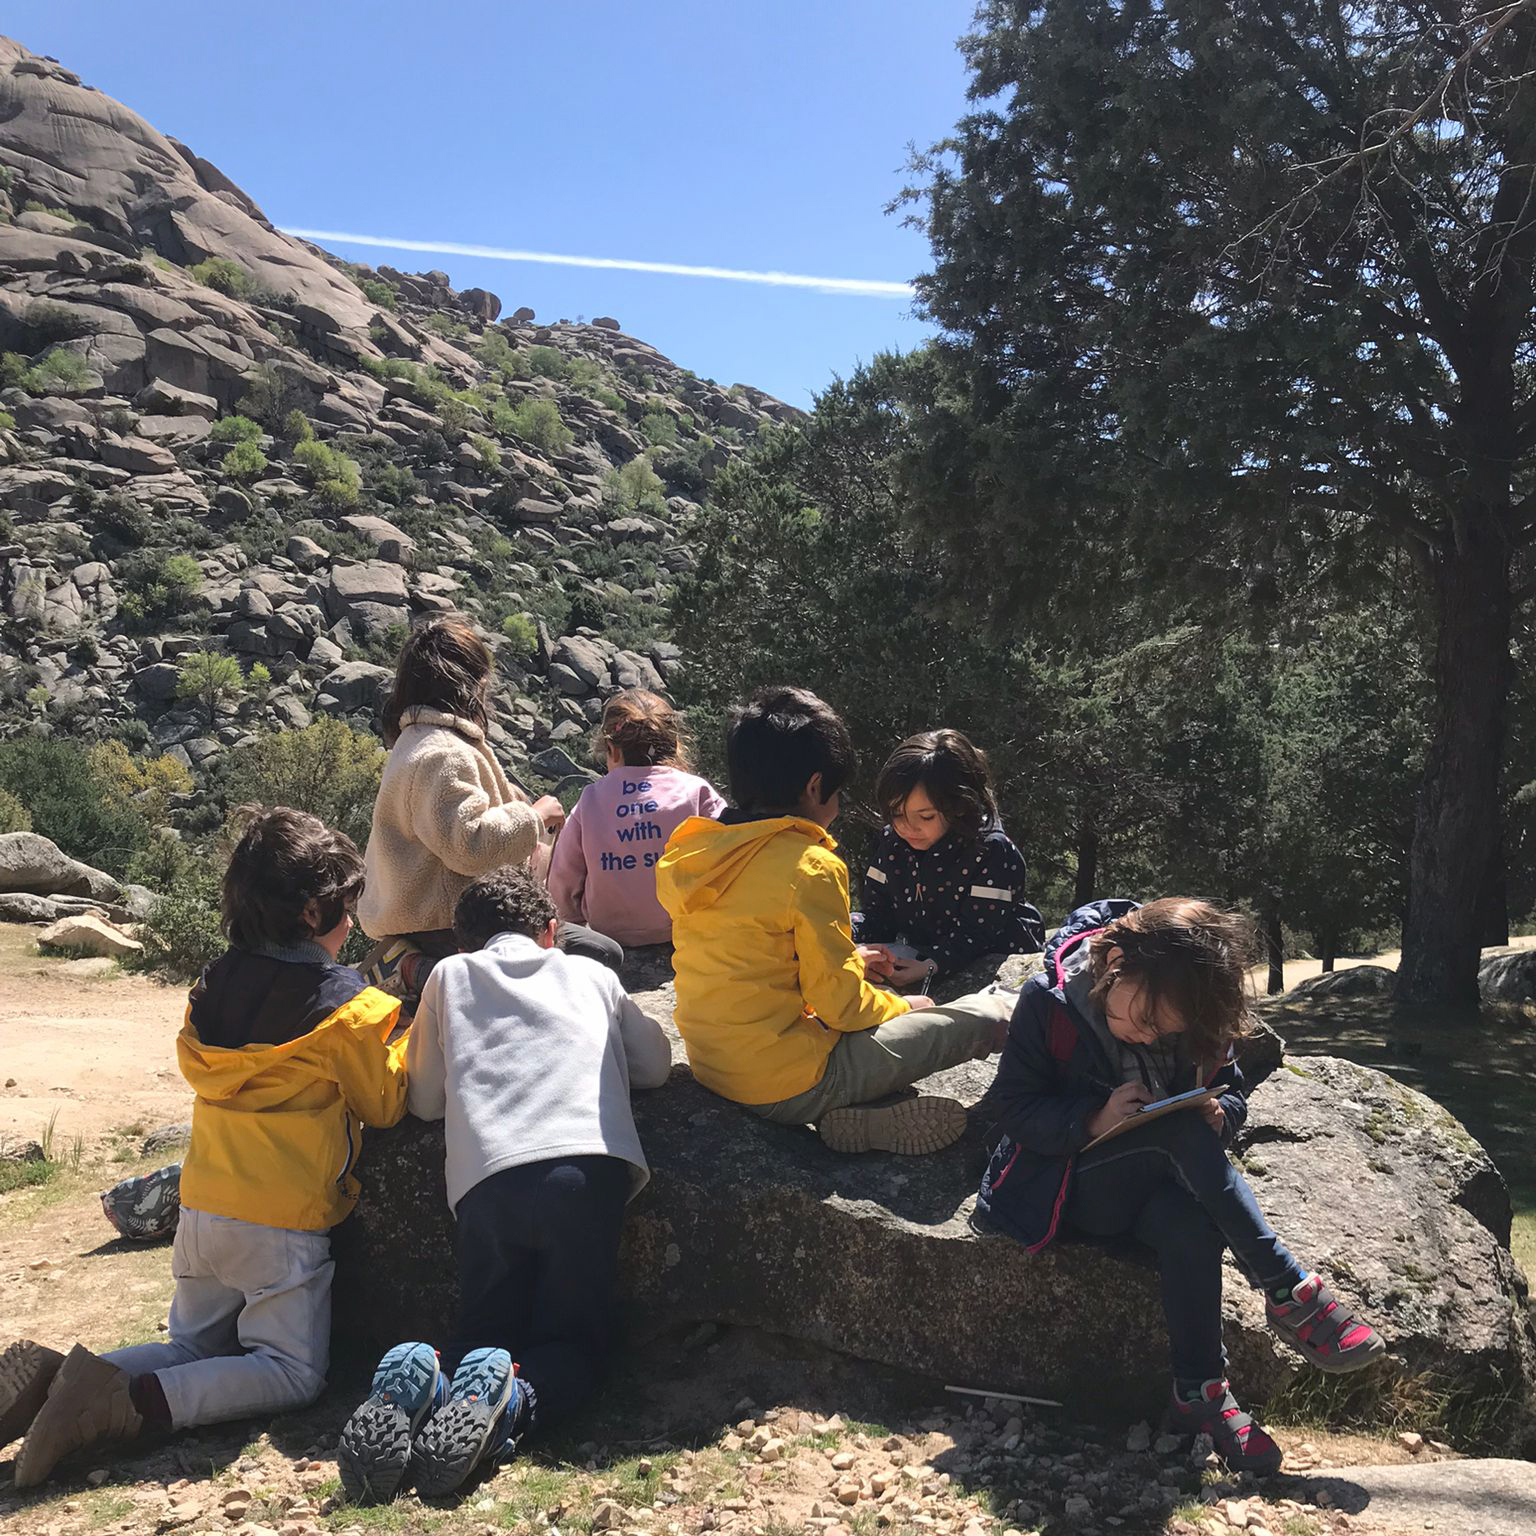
top-left (337, 866), bottom-right (670, 1503)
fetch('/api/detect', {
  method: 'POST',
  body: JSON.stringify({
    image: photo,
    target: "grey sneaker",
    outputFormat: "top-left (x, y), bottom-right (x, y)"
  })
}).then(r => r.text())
top-left (818, 1094), bottom-right (967, 1154)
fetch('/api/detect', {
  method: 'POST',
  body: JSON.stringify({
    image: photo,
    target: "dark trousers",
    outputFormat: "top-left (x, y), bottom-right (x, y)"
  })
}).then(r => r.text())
top-left (409, 922), bottom-right (624, 975)
top-left (1064, 1111), bottom-right (1304, 1384)
top-left (449, 1155), bottom-right (632, 1431)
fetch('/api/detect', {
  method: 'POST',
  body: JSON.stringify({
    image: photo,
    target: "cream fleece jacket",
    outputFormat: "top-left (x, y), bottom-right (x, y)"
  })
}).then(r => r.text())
top-left (359, 707), bottom-right (541, 939)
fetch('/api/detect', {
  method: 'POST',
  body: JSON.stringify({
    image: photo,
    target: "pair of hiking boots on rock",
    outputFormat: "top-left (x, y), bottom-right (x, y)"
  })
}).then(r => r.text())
top-left (338, 1343), bottom-right (531, 1503)
top-left (0, 1342), bottom-right (143, 1488)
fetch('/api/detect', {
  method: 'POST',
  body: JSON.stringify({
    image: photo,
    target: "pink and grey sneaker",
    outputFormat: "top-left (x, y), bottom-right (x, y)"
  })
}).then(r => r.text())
top-left (1164, 1378), bottom-right (1283, 1476)
top-left (1267, 1273), bottom-right (1385, 1373)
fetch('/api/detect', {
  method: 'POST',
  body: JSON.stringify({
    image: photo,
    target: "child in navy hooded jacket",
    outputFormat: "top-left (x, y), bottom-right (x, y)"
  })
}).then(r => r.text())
top-left (857, 730), bottom-right (1043, 988)
top-left (977, 898), bottom-right (1383, 1478)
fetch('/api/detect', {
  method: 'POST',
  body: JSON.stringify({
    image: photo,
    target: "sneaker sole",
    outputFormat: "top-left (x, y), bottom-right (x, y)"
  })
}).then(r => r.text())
top-left (0, 1341), bottom-right (64, 1448)
top-left (338, 1399), bottom-right (413, 1504)
top-left (412, 1349), bottom-right (515, 1500)
top-left (818, 1095), bottom-right (967, 1155)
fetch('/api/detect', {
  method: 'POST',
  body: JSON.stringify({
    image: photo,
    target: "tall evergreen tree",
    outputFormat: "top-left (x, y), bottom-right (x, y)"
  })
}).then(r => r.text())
top-left (905, 1), bottom-right (1536, 1002)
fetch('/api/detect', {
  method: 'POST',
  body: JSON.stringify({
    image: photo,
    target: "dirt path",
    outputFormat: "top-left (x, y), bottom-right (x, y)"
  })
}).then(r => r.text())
top-left (0, 925), bottom-right (191, 1155)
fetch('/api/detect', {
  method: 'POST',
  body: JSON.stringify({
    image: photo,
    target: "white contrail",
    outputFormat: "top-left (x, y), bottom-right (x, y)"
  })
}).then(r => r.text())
top-left (281, 227), bottom-right (915, 300)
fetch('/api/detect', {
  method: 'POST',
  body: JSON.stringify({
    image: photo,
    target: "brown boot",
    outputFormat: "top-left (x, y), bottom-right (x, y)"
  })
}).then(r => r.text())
top-left (14, 1346), bottom-right (141, 1488)
top-left (0, 1340), bottom-right (65, 1448)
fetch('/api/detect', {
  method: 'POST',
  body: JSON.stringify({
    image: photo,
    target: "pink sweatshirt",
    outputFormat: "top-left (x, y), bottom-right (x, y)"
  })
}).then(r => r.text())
top-left (548, 765), bottom-right (728, 946)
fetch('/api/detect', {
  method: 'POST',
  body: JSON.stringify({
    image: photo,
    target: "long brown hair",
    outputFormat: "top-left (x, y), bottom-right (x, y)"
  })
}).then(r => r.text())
top-left (382, 615), bottom-right (492, 745)
top-left (594, 689), bottom-right (691, 769)
top-left (1088, 899), bottom-right (1259, 1067)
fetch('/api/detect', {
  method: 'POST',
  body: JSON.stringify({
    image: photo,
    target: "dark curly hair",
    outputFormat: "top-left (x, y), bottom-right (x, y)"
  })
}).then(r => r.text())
top-left (1088, 898), bottom-right (1260, 1068)
top-left (876, 729), bottom-right (998, 842)
top-left (222, 805), bottom-right (364, 951)
top-left (453, 865), bottom-right (558, 951)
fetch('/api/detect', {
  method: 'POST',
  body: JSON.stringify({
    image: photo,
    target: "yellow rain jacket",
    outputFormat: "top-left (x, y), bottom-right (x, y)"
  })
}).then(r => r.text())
top-left (176, 947), bottom-right (408, 1231)
top-left (655, 814), bottom-right (910, 1104)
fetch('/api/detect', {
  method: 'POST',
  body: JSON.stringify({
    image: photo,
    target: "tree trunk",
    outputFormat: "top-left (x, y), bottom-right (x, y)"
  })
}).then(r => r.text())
top-left (1479, 832), bottom-right (1510, 949)
top-left (1072, 822), bottom-right (1099, 909)
top-left (1320, 935), bottom-right (1337, 974)
top-left (1258, 889), bottom-right (1285, 996)
top-left (1396, 520), bottom-right (1513, 1005)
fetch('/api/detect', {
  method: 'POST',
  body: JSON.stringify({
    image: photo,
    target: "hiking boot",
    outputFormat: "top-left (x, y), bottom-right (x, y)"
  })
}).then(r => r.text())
top-left (412, 1348), bottom-right (531, 1499)
top-left (338, 1342), bottom-right (445, 1504)
top-left (14, 1346), bottom-right (141, 1488)
top-left (0, 1340), bottom-right (65, 1448)
top-left (1267, 1273), bottom-right (1385, 1373)
top-left (818, 1094), bottom-right (967, 1155)
top-left (1164, 1379), bottom-right (1283, 1476)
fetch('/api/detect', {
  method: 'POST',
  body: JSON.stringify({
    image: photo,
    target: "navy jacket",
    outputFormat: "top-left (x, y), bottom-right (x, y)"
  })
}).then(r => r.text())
top-left (976, 900), bottom-right (1248, 1252)
top-left (858, 824), bottom-right (1045, 977)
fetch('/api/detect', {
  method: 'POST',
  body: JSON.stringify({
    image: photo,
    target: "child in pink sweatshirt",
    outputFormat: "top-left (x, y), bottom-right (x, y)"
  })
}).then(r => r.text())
top-left (549, 691), bottom-right (726, 947)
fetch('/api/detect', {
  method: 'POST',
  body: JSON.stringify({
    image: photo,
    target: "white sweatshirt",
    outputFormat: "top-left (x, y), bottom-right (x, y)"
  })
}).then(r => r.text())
top-left (405, 931), bottom-right (672, 1209)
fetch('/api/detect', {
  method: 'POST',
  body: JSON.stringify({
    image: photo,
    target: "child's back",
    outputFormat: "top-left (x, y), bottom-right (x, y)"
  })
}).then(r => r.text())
top-left (658, 811), bottom-right (906, 1104)
top-left (550, 764), bottom-right (725, 946)
top-left (409, 930), bottom-right (671, 1208)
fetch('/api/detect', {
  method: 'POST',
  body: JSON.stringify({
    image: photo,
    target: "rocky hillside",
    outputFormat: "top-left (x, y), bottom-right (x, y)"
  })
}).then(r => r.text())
top-left (0, 36), bottom-right (793, 797)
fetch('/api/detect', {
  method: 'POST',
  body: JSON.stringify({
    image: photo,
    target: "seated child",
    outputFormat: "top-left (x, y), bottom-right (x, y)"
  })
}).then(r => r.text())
top-left (1, 808), bottom-right (407, 1486)
top-left (976, 898), bottom-right (1384, 1475)
top-left (338, 866), bottom-right (670, 1502)
top-left (858, 729), bottom-right (1044, 987)
top-left (549, 689), bottom-right (726, 946)
top-left (359, 615), bottom-right (621, 999)
top-left (655, 685), bottom-right (1013, 1156)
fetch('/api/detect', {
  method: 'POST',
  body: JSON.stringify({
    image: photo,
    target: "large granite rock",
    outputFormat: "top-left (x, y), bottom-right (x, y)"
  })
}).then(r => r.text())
top-left (0, 831), bottom-right (120, 901)
top-left (0, 40), bottom-right (373, 329)
top-left (331, 966), bottom-right (1534, 1431)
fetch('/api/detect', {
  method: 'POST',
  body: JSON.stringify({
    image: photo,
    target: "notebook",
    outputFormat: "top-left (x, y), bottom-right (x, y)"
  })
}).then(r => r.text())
top-left (1082, 1084), bottom-right (1219, 1151)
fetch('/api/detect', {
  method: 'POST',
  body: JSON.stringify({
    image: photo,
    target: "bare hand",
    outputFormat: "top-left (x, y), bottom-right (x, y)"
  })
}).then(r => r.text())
top-left (904, 995), bottom-right (936, 1011)
top-left (1086, 1082), bottom-right (1154, 1141)
top-left (533, 794), bottom-right (566, 832)
top-left (1199, 1097), bottom-right (1226, 1134)
top-left (857, 943), bottom-right (896, 980)
top-left (885, 953), bottom-right (932, 987)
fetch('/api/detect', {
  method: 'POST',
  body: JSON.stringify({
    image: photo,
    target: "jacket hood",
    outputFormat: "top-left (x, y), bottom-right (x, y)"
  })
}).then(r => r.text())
top-left (1043, 898), bottom-right (1141, 986)
top-left (657, 814), bottom-right (833, 914)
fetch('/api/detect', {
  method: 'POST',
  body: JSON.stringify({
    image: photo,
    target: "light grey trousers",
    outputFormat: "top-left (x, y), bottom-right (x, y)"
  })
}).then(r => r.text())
top-left (104, 1206), bottom-right (332, 1429)
top-left (748, 989), bottom-right (1014, 1126)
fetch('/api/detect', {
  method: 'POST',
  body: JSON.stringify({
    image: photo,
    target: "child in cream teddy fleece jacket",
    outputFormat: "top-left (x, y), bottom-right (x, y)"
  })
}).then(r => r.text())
top-left (358, 618), bottom-right (622, 991)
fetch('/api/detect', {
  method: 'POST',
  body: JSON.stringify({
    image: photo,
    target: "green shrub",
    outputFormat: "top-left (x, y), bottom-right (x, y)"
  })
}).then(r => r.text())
top-left (470, 433), bottom-right (502, 470)
top-left (175, 650), bottom-right (245, 723)
top-left (87, 741), bottom-right (193, 829)
top-left (593, 387), bottom-right (625, 414)
top-left (526, 345), bottom-right (567, 380)
top-left (209, 414), bottom-right (263, 446)
top-left (507, 397), bottom-right (573, 455)
top-left (370, 461), bottom-right (417, 505)
top-left (292, 438), bottom-right (362, 508)
top-left (21, 199), bottom-right (70, 219)
top-left (563, 356), bottom-right (605, 391)
top-left (606, 455), bottom-right (667, 515)
top-left (188, 257), bottom-right (255, 298)
top-left (476, 330), bottom-right (529, 380)
top-left (220, 440), bottom-right (268, 481)
top-left (639, 410), bottom-right (679, 448)
top-left (500, 612), bottom-right (538, 653)
top-left (283, 408), bottom-right (315, 444)
top-left (237, 364), bottom-right (299, 429)
top-left (424, 314), bottom-right (469, 340)
top-left (90, 491), bottom-right (152, 551)
top-left (116, 550), bottom-right (203, 630)
top-left (0, 786), bottom-right (32, 833)
top-left (1, 348), bottom-right (94, 395)
top-left (0, 737), bottom-right (149, 875)
top-left (222, 717), bottom-right (384, 847)
top-left (139, 886), bottom-right (226, 981)
top-left (360, 277), bottom-right (397, 309)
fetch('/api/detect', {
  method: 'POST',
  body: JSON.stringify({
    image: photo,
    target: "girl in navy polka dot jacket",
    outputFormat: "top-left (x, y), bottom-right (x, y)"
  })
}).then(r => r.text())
top-left (857, 730), bottom-right (1045, 989)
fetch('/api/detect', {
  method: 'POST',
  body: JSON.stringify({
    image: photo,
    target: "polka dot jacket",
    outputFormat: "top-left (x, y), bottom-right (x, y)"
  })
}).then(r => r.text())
top-left (855, 823), bottom-right (1046, 978)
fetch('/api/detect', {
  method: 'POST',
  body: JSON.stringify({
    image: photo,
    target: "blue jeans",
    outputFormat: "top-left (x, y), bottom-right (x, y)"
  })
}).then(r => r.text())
top-left (1065, 1112), bottom-right (1304, 1384)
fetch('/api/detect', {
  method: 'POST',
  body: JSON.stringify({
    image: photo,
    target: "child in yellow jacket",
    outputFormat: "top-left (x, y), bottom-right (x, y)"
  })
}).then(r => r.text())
top-left (657, 686), bottom-right (1011, 1156)
top-left (2, 808), bottom-right (408, 1486)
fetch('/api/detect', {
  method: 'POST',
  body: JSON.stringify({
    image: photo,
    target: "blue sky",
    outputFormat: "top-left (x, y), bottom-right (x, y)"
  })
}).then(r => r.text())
top-left (6, 1), bottom-right (977, 406)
